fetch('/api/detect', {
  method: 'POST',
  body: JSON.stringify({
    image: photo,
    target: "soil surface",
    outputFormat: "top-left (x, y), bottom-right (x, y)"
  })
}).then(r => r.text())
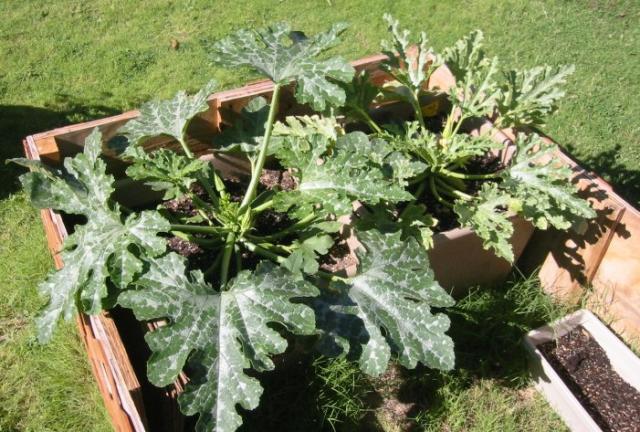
top-left (539, 326), bottom-right (640, 432)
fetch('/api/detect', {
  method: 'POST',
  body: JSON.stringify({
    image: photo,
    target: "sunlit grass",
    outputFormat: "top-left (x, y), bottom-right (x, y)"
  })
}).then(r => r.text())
top-left (1, 0), bottom-right (637, 429)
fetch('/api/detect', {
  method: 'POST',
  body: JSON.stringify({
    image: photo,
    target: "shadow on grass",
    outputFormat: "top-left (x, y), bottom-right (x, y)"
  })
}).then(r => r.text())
top-left (392, 275), bottom-right (571, 429)
top-left (232, 274), bottom-right (570, 432)
top-left (0, 98), bottom-right (120, 199)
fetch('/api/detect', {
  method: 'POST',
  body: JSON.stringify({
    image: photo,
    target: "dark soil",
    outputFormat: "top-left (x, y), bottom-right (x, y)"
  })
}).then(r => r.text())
top-left (163, 195), bottom-right (199, 217)
top-left (416, 152), bottom-right (506, 233)
top-left (167, 236), bottom-right (203, 256)
top-left (539, 326), bottom-right (640, 432)
top-left (163, 167), bottom-right (306, 274)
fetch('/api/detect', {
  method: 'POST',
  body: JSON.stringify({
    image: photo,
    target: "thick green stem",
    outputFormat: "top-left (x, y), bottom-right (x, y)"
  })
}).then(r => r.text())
top-left (435, 177), bottom-right (472, 200)
top-left (429, 177), bottom-right (453, 208)
top-left (413, 96), bottom-right (426, 130)
top-left (439, 167), bottom-right (501, 180)
top-left (204, 251), bottom-right (223, 278)
top-left (317, 270), bottom-right (349, 283)
top-left (409, 170), bottom-right (430, 186)
top-left (251, 199), bottom-right (274, 213)
top-left (220, 232), bottom-right (236, 288)
top-left (170, 224), bottom-right (225, 236)
top-left (242, 240), bottom-right (287, 265)
top-left (240, 84), bottom-right (282, 211)
top-left (355, 107), bottom-right (383, 135)
top-left (178, 137), bottom-right (195, 159)
top-left (198, 174), bottom-right (220, 207)
top-left (251, 213), bottom-right (317, 241)
top-left (234, 244), bottom-right (242, 273)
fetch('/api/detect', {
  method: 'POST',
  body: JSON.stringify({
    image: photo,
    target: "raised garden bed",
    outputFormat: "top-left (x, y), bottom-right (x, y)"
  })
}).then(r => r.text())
top-left (525, 309), bottom-right (640, 432)
top-left (17, 18), bottom-right (640, 432)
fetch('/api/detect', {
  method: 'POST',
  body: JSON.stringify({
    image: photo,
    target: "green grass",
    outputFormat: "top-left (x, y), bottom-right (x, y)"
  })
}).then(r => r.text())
top-left (0, 194), bottom-right (112, 431)
top-left (0, 0), bottom-right (638, 430)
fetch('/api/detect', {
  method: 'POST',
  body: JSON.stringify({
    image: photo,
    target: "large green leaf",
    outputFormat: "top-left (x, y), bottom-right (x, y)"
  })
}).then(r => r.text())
top-left (120, 80), bottom-right (217, 146)
top-left (454, 182), bottom-right (516, 262)
top-left (119, 254), bottom-right (318, 432)
top-left (272, 131), bottom-right (412, 219)
top-left (502, 133), bottom-right (596, 230)
top-left (12, 129), bottom-right (169, 342)
top-left (208, 23), bottom-right (354, 110)
top-left (443, 30), bottom-right (500, 117)
top-left (213, 96), bottom-right (269, 157)
top-left (314, 229), bottom-right (455, 376)
top-left (496, 64), bottom-right (575, 127)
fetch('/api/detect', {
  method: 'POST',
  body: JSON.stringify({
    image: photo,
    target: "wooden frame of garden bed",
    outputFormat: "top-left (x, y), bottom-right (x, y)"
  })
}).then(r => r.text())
top-left (22, 53), bottom-right (640, 431)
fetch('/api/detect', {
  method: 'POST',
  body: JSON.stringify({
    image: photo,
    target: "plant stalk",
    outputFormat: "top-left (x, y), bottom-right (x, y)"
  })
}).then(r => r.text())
top-left (242, 240), bottom-right (287, 265)
top-left (240, 84), bottom-right (282, 210)
top-left (170, 224), bottom-right (225, 236)
top-left (251, 199), bottom-right (274, 213)
top-left (429, 176), bottom-right (453, 208)
top-left (250, 213), bottom-right (317, 241)
top-left (204, 251), bottom-right (223, 279)
top-left (439, 167), bottom-right (500, 180)
top-left (178, 137), bottom-right (195, 159)
top-left (220, 232), bottom-right (236, 287)
top-left (435, 177), bottom-right (472, 200)
top-left (355, 107), bottom-right (383, 135)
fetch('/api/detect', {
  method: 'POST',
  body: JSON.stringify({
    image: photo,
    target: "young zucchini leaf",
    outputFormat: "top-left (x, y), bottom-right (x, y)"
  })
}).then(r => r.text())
top-left (11, 129), bottom-right (169, 342)
top-left (442, 30), bottom-right (500, 118)
top-left (120, 80), bottom-right (217, 149)
top-left (313, 229), bottom-right (455, 376)
top-left (496, 64), bottom-right (575, 128)
top-left (282, 234), bottom-right (334, 275)
top-left (272, 131), bottom-right (413, 219)
top-left (208, 23), bottom-right (354, 110)
top-left (338, 70), bottom-right (382, 128)
top-left (453, 182), bottom-right (516, 262)
top-left (124, 147), bottom-right (211, 200)
top-left (273, 114), bottom-right (343, 142)
top-left (118, 254), bottom-right (318, 432)
top-left (502, 133), bottom-right (596, 230)
top-left (380, 14), bottom-right (439, 98)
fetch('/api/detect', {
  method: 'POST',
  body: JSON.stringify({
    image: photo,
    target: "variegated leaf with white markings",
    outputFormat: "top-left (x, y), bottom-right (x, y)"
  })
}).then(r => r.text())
top-left (208, 23), bottom-right (354, 110)
top-left (11, 129), bottom-right (169, 342)
top-left (454, 182), bottom-right (516, 262)
top-left (118, 254), bottom-right (319, 432)
top-left (443, 30), bottom-right (500, 117)
top-left (120, 80), bottom-right (217, 146)
top-left (314, 229), bottom-right (455, 376)
top-left (502, 133), bottom-right (596, 230)
top-left (272, 131), bottom-right (413, 219)
top-left (497, 64), bottom-right (575, 127)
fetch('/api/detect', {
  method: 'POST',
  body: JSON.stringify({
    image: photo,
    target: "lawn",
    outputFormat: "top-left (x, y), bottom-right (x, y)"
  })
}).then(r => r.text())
top-left (0, 0), bottom-right (638, 431)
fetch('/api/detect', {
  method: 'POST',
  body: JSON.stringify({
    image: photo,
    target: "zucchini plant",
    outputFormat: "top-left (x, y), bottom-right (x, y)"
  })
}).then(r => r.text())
top-left (336, 15), bottom-right (596, 261)
top-left (11, 16), bottom-right (595, 432)
top-left (12, 22), bottom-right (455, 432)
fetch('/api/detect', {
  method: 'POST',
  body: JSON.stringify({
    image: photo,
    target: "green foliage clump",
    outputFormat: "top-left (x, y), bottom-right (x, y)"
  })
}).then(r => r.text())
top-left (11, 14), bottom-right (594, 432)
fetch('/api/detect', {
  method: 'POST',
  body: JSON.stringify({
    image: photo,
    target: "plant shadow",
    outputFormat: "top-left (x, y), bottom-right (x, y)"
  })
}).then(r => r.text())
top-left (564, 143), bottom-right (640, 207)
top-left (390, 275), bottom-right (571, 430)
top-left (234, 274), bottom-right (568, 432)
top-left (0, 96), bottom-right (120, 200)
